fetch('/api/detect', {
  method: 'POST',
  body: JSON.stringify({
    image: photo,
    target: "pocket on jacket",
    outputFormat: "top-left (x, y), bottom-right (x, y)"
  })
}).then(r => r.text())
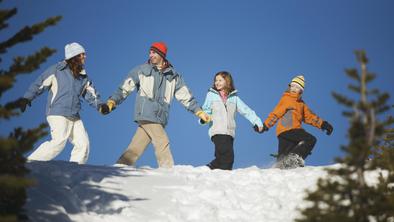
top-left (154, 100), bottom-right (168, 123)
top-left (135, 96), bottom-right (146, 115)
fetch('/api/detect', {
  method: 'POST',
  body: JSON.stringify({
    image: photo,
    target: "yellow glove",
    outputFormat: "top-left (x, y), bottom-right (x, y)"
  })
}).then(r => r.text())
top-left (99, 99), bottom-right (117, 115)
top-left (195, 110), bottom-right (211, 123)
top-left (107, 99), bottom-right (116, 111)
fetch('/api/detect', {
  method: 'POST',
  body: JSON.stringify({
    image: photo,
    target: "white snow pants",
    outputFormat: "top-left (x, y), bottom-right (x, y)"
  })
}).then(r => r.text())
top-left (28, 115), bottom-right (90, 164)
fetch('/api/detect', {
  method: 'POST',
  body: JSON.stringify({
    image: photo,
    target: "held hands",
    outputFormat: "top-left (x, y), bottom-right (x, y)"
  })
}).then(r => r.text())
top-left (253, 123), bottom-right (269, 134)
top-left (17, 97), bottom-right (31, 112)
top-left (99, 99), bottom-right (116, 115)
top-left (99, 104), bottom-right (110, 115)
top-left (321, 121), bottom-right (333, 135)
top-left (195, 110), bottom-right (211, 123)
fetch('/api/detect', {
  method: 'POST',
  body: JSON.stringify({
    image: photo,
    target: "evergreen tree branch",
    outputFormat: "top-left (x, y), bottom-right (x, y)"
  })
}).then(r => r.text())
top-left (0, 4), bottom-right (59, 220)
top-left (348, 84), bottom-right (360, 94)
top-left (355, 50), bottom-right (368, 64)
top-left (11, 124), bottom-right (48, 154)
top-left (0, 7), bottom-right (17, 31)
top-left (365, 72), bottom-right (376, 83)
top-left (332, 92), bottom-right (355, 108)
top-left (0, 16), bottom-right (62, 54)
top-left (369, 89), bottom-right (380, 96)
top-left (0, 47), bottom-right (56, 97)
top-left (345, 68), bottom-right (360, 82)
top-left (8, 47), bottom-right (56, 75)
top-left (0, 104), bottom-right (19, 120)
top-left (0, 97), bottom-right (32, 120)
top-left (0, 124), bottom-right (48, 175)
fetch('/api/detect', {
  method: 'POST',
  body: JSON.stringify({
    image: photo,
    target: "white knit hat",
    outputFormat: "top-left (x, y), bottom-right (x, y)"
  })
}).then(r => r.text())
top-left (290, 75), bottom-right (305, 90)
top-left (64, 42), bottom-right (85, 60)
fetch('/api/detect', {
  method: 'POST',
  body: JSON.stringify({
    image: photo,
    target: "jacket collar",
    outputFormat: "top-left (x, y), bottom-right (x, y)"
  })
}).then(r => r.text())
top-left (209, 88), bottom-right (238, 97)
top-left (57, 61), bottom-right (68, 70)
top-left (147, 63), bottom-right (178, 81)
top-left (58, 61), bottom-right (87, 76)
top-left (284, 91), bottom-right (302, 100)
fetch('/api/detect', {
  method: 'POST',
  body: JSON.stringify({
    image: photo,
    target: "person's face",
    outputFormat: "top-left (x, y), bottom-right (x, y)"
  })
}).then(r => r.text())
top-left (78, 53), bottom-right (86, 65)
top-left (149, 50), bottom-right (164, 66)
top-left (289, 83), bottom-right (303, 94)
top-left (215, 75), bottom-right (227, 91)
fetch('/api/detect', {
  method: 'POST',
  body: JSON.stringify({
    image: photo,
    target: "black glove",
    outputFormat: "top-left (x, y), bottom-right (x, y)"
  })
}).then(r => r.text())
top-left (262, 123), bottom-right (269, 132)
top-left (17, 98), bottom-right (31, 112)
top-left (99, 103), bottom-right (110, 115)
top-left (253, 123), bottom-right (269, 134)
top-left (321, 121), bottom-right (333, 135)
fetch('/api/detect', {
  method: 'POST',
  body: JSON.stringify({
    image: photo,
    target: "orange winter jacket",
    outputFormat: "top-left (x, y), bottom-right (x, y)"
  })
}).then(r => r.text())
top-left (264, 92), bottom-right (323, 136)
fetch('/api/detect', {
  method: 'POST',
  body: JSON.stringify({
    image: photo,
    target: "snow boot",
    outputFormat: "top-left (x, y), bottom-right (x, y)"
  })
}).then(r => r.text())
top-left (274, 153), bottom-right (305, 169)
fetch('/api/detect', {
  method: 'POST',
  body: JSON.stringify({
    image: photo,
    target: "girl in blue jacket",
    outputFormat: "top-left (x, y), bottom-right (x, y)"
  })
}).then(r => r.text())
top-left (201, 71), bottom-right (264, 170)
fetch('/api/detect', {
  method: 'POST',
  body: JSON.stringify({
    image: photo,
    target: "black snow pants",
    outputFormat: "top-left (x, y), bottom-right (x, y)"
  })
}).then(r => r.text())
top-left (277, 129), bottom-right (317, 160)
top-left (208, 134), bottom-right (234, 170)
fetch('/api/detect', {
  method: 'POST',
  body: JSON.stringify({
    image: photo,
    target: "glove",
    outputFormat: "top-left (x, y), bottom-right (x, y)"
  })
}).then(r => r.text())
top-left (17, 97), bottom-right (31, 112)
top-left (195, 110), bottom-right (211, 123)
top-left (253, 125), bottom-right (260, 133)
top-left (99, 104), bottom-right (110, 115)
top-left (253, 123), bottom-right (269, 134)
top-left (321, 121), bottom-right (333, 135)
top-left (262, 123), bottom-right (269, 132)
top-left (107, 99), bottom-right (116, 111)
top-left (99, 99), bottom-right (116, 115)
top-left (199, 118), bottom-right (209, 125)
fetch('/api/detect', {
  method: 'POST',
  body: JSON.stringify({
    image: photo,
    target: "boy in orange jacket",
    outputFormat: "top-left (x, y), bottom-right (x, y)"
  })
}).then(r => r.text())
top-left (259, 75), bottom-right (333, 169)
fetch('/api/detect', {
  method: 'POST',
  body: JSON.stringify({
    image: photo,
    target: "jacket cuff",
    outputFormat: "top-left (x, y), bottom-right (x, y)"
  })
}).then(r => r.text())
top-left (194, 107), bottom-right (203, 114)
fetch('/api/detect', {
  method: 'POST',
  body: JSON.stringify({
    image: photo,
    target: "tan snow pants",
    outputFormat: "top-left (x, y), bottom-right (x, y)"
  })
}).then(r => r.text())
top-left (116, 121), bottom-right (174, 168)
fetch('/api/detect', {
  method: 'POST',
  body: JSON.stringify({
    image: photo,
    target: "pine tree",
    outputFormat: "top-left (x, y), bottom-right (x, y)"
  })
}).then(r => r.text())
top-left (296, 50), bottom-right (394, 222)
top-left (0, 2), bottom-right (61, 221)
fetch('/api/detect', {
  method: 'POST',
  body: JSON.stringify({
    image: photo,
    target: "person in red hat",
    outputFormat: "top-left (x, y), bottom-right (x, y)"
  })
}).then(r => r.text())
top-left (100, 42), bottom-right (210, 168)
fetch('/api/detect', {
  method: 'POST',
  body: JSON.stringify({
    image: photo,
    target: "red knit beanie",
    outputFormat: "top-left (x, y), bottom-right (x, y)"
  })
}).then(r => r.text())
top-left (150, 42), bottom-right (167, 58)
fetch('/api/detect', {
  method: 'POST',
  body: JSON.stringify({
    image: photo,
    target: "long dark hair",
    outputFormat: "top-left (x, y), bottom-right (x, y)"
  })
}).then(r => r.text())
top-left (212, 71), bottom-right (236, 95)
top-left (66, 54), bottom-right (84, 78)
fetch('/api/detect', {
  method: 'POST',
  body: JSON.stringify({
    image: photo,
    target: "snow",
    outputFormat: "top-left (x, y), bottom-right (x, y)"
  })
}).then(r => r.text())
top-left (25, 161), bottom-right (335, 222)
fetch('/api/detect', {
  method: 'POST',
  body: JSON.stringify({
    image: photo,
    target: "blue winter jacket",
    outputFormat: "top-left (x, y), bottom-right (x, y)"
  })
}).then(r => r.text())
top-left (202, 88), bottom-right (263, 138)
top-left (109, 63), bottom-right (201, 126)
top-left (23, 61), bottom-right (102, 119)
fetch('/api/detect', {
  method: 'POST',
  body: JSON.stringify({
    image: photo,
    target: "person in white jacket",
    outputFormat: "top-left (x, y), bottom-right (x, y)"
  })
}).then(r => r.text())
top-left (18, 42), bottom-right (103, 164)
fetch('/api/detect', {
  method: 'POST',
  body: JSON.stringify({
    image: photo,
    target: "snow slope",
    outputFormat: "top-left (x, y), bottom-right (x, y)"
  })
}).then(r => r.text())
top-left (25, 161), bottom-right (333, 222)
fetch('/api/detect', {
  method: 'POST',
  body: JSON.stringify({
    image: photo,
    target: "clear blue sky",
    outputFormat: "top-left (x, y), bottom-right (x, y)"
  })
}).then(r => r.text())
top-left (2, 0), bottom-right (394, 168)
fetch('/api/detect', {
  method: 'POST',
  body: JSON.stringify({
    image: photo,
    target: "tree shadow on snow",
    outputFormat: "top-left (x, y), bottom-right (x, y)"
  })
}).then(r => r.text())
top-left (25, 161), bottom-right (149, 222)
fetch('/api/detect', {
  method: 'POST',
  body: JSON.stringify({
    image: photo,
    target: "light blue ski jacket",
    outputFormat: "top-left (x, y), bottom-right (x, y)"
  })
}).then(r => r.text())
top-left (23, 61), bottom-right (102, 119)
top-left (109, 63), bottom-right (201, 126)
top-left (201, 88), bottom-right (263, 138)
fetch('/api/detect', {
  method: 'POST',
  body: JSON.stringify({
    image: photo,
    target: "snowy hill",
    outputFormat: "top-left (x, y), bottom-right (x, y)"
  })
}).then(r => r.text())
top-left (25, 161), bottom-right (335, 222)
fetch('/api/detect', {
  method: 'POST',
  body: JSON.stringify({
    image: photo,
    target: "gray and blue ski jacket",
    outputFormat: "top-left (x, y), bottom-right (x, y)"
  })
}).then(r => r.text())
top-left (109, 63), bottom-right (201, 126)
top-left (201, 88), bottom-right (263, 138)
top-left (23, 61), bottom-right (102, 119)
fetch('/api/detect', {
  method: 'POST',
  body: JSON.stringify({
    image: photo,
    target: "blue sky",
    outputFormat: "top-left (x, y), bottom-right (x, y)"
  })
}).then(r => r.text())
top-left (2, 0), bottom-right (394, 168)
